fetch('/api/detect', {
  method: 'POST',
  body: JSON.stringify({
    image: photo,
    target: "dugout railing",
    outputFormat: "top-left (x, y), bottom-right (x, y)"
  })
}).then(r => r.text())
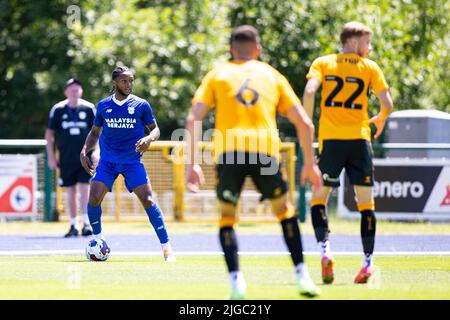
top-left (54, 141), bottom-right (297, 222)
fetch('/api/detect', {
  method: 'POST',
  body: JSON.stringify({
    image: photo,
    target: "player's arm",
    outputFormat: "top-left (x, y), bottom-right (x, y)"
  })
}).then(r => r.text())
top-left (88, 106), bottom-right (101, 164)
top-left (303, 57), bottom-right (323, 119)
top-left (80, 125), bottom-right (102, 176)
top-left (302, 77), bottom-right (321, 120)
top-left (45, 106), bottom-right (59, 170)
top-left (369, 90), bottom-right (394, 139)
top-left (278, 73), bottom-right (322, 189)
top-left (185, 102), bottom-right (209, 192)
top-left (44, 128), bottom-right (58, 170)
top-left (286, 105), bottom-right (323, 190)
top-left (135, 123), bottom-right (160, 154)
top-left (369, 63), bottom-right (394, 139)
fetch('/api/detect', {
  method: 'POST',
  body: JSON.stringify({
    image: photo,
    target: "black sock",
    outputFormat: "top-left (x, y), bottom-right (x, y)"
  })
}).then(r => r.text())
top-left (311, 204), bottom-right (329, 242)
top-left (360, 210), bottom-right (376, 255)
top-left (281, 217), bottom-right (304, 266)
top-left (219, 227), bottom-right (239, 272)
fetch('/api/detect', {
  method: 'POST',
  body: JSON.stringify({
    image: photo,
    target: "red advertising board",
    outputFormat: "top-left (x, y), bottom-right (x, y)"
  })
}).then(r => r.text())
top-left (0, 155), bottom-right (37, 217)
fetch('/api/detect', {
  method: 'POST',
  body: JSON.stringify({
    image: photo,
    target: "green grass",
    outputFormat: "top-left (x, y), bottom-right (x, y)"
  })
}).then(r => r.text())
top-left (1, 218), bottom-right (450, 235)
top-left (0, 255), bottom-right (449, 299)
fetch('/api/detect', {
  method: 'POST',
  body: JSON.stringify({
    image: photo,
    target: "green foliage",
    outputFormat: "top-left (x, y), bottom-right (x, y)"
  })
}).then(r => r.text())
top-left (69, 0), bottom-right (229, 137)
top-left (0, 1), bottom-right (75, 138)
top-left (0, 0), bottom-right (448, 139)
top-left (228, 0), bottom-right (450, 132)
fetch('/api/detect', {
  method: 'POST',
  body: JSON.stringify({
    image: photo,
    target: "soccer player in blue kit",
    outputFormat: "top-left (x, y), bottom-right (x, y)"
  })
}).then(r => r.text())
top-left (80, 66), bottom-right (175, 262)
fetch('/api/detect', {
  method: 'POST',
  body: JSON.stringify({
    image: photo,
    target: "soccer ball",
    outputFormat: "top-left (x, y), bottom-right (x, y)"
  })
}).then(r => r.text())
top-left (85, 239), bottom-right (111, 261)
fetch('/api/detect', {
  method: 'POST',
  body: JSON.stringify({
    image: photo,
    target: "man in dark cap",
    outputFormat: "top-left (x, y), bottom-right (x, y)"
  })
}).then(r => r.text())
top-left (45, 78), bottom-right (97, 237)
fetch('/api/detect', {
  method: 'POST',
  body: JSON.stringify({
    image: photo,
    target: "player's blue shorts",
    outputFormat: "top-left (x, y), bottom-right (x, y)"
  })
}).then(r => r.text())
top-left (91, 160), bottom-right (150, 192)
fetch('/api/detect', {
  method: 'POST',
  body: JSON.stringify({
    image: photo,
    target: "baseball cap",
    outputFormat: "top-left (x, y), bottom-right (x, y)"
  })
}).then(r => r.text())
top-left (65, 78), bottom-right (82, 88)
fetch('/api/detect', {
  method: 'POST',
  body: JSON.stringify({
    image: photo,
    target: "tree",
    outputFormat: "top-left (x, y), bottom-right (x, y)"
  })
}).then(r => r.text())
top-left (69, 0), bottom-right (229, 138)
top-left (1, 0), bottom-right (448, 139)
top-left (0, 1), bottom-right (76, 138)
top-left (228, 0), bottom-right (450, 130)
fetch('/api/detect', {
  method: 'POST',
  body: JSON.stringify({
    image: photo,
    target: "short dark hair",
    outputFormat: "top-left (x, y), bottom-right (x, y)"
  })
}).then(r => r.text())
top-left (230, 25), bottom-right (260, 45)
top-left (112, 66), bottom-right (132, 80)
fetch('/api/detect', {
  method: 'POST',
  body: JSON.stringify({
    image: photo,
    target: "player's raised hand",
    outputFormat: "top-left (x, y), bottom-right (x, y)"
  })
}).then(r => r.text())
top-left (186, 164), bottom-right (205, 193)
top-left (301, 163), bottom-right (323, 191)
top-left (135, 136), bottom-right (152, 154)
top-left (369, 114), bottom-right (387, 140)
top-left (80, 151), bottom-right (94, 176)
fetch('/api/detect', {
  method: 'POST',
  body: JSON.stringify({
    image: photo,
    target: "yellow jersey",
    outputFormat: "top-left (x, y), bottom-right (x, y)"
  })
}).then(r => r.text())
top-left (193, 60), bottom-right (301, 160)
top-left (306, 53), bottom-right (389, 151)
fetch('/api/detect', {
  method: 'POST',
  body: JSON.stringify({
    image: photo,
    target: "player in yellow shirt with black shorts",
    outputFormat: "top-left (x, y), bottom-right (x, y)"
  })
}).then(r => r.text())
top-left (185, 25), bottom-right (323, 299)
top-left (303, 21), bottom-right (394, 284)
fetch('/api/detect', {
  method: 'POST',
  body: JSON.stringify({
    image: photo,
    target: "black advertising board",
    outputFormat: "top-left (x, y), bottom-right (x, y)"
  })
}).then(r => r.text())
top-left (338, 159), bottom-right (450, 220)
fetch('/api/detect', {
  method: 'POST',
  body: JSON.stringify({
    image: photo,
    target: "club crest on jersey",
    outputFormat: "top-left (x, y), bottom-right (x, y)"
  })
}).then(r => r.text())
top-left (79, 111), bottom-right (86, 119)
top-left (128, 106), bottom-right (135, 115)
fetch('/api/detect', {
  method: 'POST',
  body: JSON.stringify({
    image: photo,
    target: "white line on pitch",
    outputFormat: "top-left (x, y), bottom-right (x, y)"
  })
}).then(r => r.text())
top-left (1, 250), bottom-right (450, 256)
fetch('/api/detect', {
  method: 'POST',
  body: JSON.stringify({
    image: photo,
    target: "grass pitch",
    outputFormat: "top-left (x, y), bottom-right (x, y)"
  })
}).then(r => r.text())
top-left (1, 255), bottom-right (449, 300)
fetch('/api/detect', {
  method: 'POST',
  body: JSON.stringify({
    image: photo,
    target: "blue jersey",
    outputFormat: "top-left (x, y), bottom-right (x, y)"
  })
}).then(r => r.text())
top-left (94, 94), bottom-right (156, 163)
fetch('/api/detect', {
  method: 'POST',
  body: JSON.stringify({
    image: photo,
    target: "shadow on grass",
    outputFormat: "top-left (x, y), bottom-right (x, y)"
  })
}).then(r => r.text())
top-left (59, 258), bottom-right (163, 264)
top-left (317, 282), bottom-right (348, 287)
top-left (25, 236), bottom-right (78, 240)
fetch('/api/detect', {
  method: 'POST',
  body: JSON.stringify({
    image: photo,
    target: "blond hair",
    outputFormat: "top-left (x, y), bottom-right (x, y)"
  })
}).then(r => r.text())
top-left (340, 21), bottom-right (373, 45)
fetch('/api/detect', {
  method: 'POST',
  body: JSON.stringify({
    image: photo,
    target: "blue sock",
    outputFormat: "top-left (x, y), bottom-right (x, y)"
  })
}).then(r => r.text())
top-left (87, 204), bottom-right (102, 235)
top-left (145, 203), bottom-right (169, 244)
